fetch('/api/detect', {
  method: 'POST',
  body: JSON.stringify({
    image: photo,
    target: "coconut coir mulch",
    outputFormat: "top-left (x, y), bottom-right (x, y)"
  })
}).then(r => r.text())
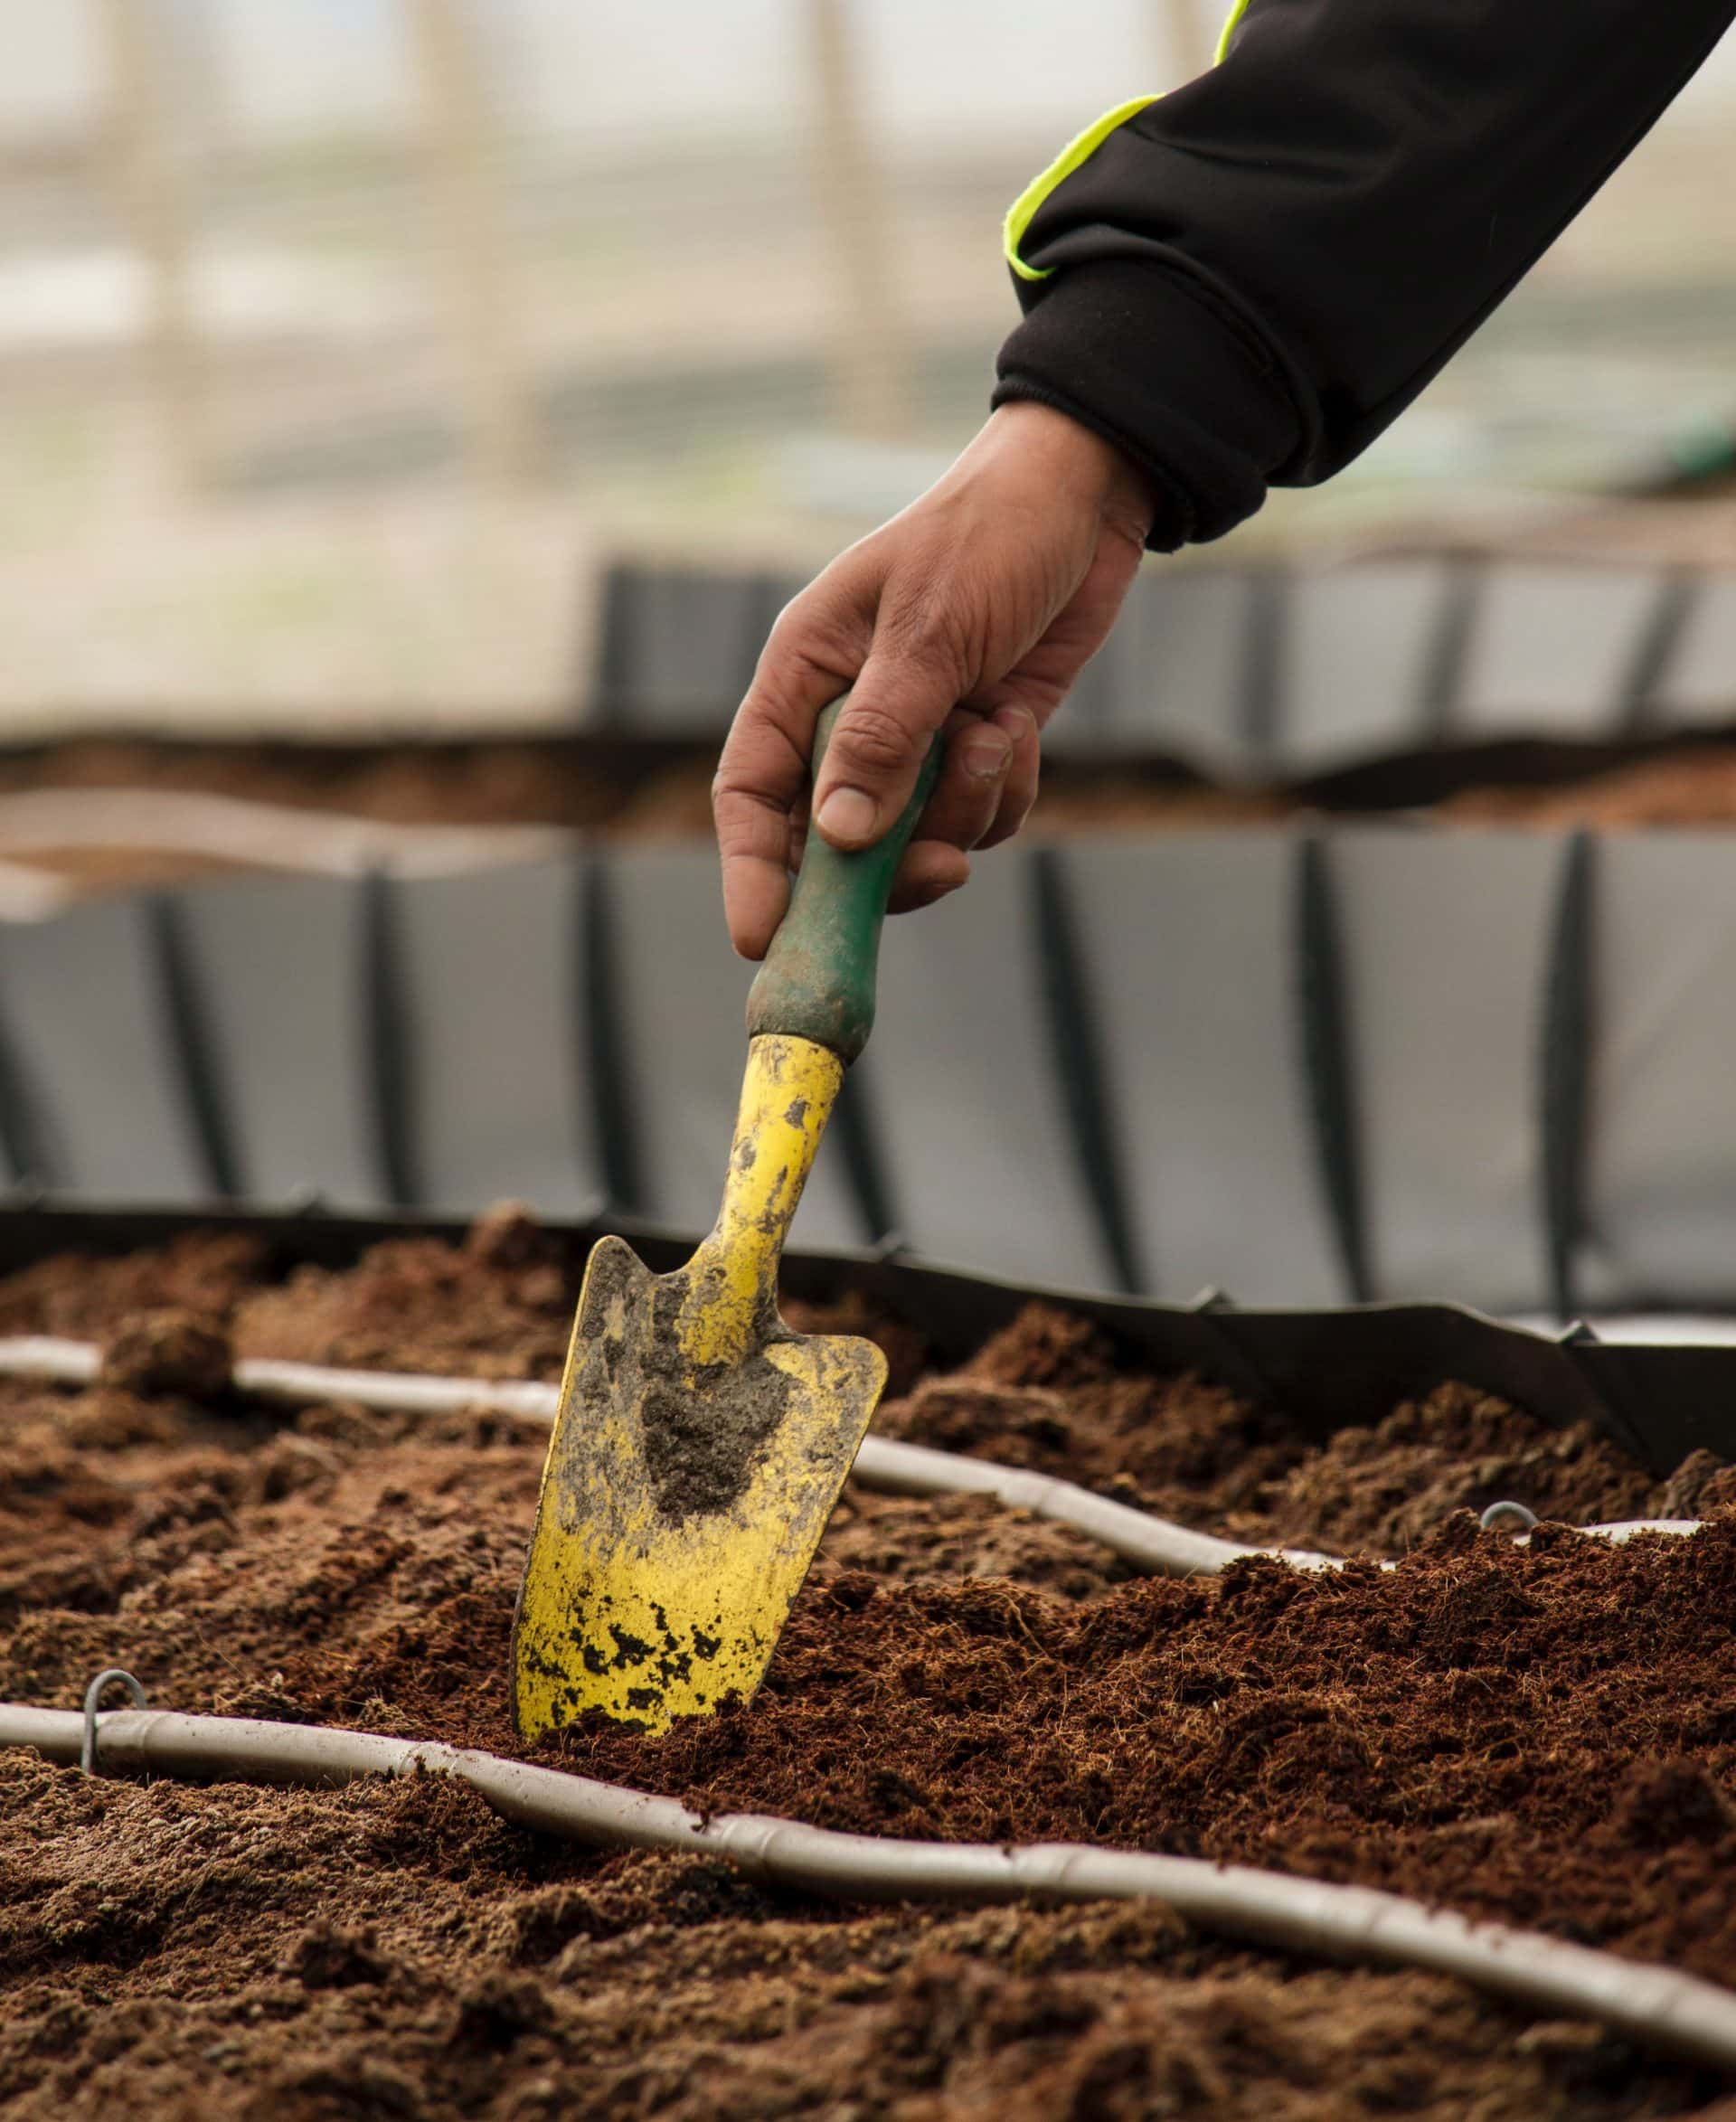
top-left (7, 1219), bottom-right (1736, 2118)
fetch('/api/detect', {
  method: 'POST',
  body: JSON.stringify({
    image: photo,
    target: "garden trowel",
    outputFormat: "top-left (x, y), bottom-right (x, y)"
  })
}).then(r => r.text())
top-left (513, 702), bottom-right (939, 1739)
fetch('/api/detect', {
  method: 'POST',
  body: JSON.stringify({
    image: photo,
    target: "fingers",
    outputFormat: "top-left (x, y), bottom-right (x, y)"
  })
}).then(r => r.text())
top-left (712, 780), bottom-right (799, 965)
top-left (789, 708), bottom-right (1014, 921)
top-left (887, 839), bottom-right (972, 915)
top-left (778, 703), bottom-right (1022, 929)
top-left (809, 622), bottom-right (963, 854)
top-left (714, 559), bottom-right (878, 958)
top-left (715, 401), bottom-right (1148, 952)
top-left (976, 705), bottom-right (1042, 850)
top-left (913, 707), bottom-right (1013, 853)
top-left (882, 704), bottom-right (1036, 917)
top-left (722, 612), bottom-right (1059, 948)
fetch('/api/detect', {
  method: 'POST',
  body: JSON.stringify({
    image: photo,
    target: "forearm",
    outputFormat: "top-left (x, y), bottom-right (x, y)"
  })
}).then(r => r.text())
top-left (994, 0), bottom-right (1736, 549)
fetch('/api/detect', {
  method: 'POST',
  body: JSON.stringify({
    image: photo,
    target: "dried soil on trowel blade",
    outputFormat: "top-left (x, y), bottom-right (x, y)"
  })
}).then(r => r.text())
top-left (5, 1218), bottom-right (1736, 2118)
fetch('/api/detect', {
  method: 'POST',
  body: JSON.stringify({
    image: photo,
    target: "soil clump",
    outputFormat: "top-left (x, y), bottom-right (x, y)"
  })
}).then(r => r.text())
top-left (4, 1222), bottom-right (1736, 2116)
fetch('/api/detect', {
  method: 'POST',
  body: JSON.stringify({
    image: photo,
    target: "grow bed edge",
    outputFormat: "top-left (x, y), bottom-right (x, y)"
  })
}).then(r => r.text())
top-left (0, 1195), bottom-right (1725, 1475)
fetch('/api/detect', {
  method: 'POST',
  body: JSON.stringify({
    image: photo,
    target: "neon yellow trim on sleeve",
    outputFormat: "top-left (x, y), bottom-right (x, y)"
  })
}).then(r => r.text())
top-left (1214, 0), bottom-right (1252, 64)
top-left (1002, 95), bottom-right (1159, 283)
top-left (1003, 10), bottom-right (1247, 282)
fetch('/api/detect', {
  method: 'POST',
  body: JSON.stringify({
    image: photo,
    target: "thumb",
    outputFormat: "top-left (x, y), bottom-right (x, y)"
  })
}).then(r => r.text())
top-left (810, 630), bottom-right (959, 851)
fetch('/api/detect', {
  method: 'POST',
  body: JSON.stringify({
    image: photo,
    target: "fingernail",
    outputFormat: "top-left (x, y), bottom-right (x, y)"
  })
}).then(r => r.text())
top-left (995, 705), bottom-right (1038, 740)
top-left (962, 731), bottom-right (1012, 780)
top-left (816, 787), bottom-right (879, 844)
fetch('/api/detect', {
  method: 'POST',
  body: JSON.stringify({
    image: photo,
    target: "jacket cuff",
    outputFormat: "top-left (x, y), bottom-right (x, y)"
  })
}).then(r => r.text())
top-left (992, 257), bottom-right (1301, 552)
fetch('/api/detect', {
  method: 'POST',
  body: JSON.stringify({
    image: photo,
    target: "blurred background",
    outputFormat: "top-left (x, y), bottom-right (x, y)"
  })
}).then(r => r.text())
top-left (2, 0), bottom-right (1736, 740)
top-left (2, 3), bottom-right (1736, 1314)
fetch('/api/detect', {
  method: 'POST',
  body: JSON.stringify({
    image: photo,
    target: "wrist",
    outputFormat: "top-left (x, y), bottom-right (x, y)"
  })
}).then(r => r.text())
top-left (986, 400), bottom-right (1158, 542)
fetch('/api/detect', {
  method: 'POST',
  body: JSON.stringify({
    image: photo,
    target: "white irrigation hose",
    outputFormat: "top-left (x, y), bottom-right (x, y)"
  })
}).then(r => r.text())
top-left (0, 1337), bottom-right (1315, 1578)
top-left (0, 1336), bottom-right (1703, 1573)
top-left (5, 1702), bottom-right (1736, 2071)
top-left (846, 1429), bottom-right (1343, 1574)
top-left (5, 1347), bottom-right (1725, 2057)
top-left (0, 1336), bottom-right (97, 1385)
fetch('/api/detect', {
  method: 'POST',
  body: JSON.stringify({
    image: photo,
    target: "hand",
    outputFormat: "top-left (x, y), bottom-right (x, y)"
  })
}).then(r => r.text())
top-left (712, 401), bottom-right (1156, 958)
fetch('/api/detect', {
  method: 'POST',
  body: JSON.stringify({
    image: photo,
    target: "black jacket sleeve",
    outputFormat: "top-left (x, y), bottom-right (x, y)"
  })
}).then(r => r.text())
top-left (992, 0), bottom-right (1736, 550)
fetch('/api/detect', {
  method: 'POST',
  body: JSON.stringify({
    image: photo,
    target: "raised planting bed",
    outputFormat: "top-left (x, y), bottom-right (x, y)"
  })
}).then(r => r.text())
top-left (14, 817), bottom-right (1736, 1314)
top-left (587, 555), bottom-right (1736, 771)
top-left (7, 1212), bottom-right (1736, 2117)
top-left (12, 726), bottom-right (1736, 898)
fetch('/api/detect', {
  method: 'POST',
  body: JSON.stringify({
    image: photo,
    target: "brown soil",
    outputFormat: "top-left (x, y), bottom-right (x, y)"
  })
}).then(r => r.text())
top-left (0, 740), bottom-right (647, 833)
top-left (0, 735), bottom-right (1265, 839)
top-left (5, 1220), bottom-right (1736, 2117)
top-left (1442, 747), bottom-right (1736, 829)
top-left (11, 733), bottom-right (1736, 899)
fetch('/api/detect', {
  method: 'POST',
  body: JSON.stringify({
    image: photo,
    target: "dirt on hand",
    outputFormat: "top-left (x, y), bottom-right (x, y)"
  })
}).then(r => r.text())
top-left (5, 1222), bottom-right (1736, 2118)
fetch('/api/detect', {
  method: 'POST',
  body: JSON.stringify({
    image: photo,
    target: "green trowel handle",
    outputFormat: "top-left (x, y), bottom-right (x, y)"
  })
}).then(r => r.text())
top-left (745, 697), bottom-right (943, 1065)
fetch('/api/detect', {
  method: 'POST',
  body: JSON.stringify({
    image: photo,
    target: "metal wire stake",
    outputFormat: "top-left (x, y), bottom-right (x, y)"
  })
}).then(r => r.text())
top-left (1479, 1500), bottom-right (1539, 1536)
top-left (80, 1668), bottom-right (147, 1776)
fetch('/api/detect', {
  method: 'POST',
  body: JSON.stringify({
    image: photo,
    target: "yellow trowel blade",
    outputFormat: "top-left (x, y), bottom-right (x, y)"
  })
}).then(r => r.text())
top-left (512, 1232), bottom-right (885, 1737)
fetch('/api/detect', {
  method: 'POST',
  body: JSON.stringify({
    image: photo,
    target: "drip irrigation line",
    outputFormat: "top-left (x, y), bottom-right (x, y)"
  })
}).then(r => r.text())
top-left (80, 1669), bottom-right (146, 1774)
top-left (0, 1336), bottom-right (1328, 1578)
top-left (6, 1699), bottom-right (1736, 2072)
top-left (0, 1335), bottom-right (1703, 1571)
top-left (847, 1429), bottom-right (1342, 1576)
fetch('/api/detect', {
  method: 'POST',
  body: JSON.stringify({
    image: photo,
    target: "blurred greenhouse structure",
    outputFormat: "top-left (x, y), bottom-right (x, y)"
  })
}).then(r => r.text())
top-left (0, 0), bottom-right (1734, 731)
